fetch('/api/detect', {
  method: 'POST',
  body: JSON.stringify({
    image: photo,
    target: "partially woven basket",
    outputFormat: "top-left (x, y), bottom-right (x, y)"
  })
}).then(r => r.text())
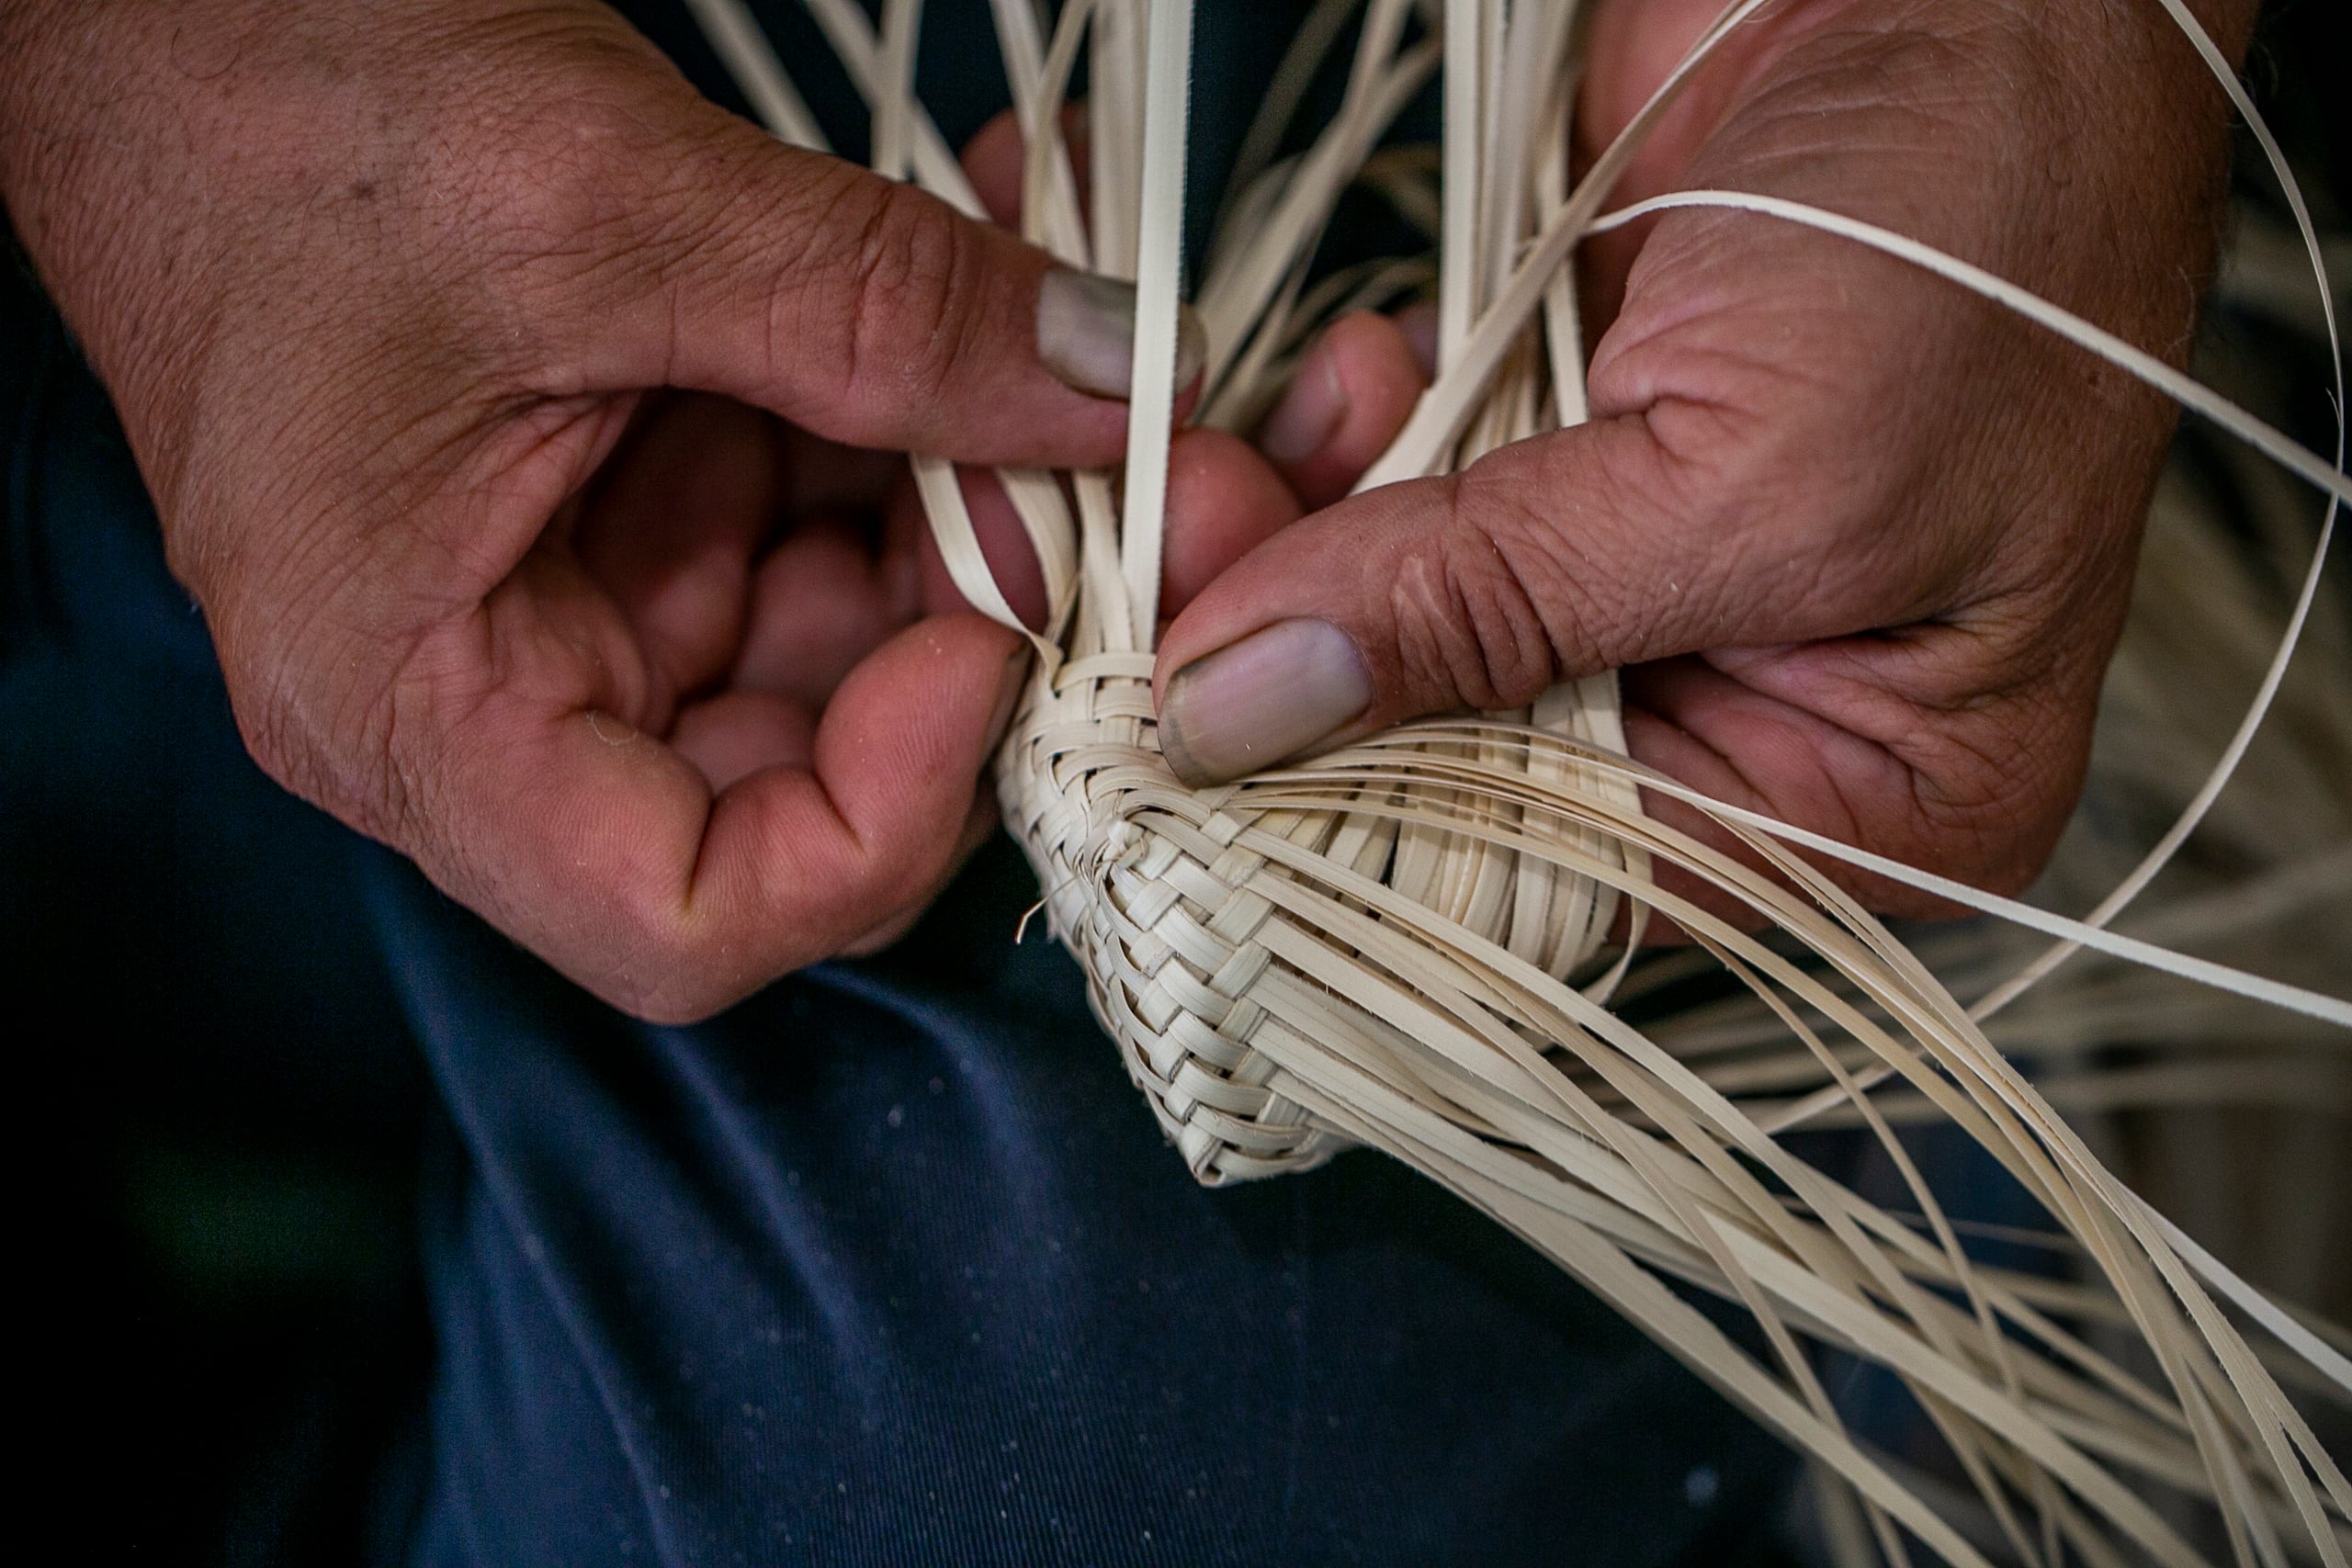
top-left (998, 655), bottom-right (1636, 1183)
top-left (1000, 648), bottom-right (1356, 1182)
top-left (691, 1), bottom-right (2352, 1562)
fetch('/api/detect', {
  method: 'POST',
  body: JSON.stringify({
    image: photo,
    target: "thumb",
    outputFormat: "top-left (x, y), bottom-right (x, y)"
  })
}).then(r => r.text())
top-left (1151, 418), bottom-right (1776, 785)
top-left (591, 107), bottom-right (1201, 469)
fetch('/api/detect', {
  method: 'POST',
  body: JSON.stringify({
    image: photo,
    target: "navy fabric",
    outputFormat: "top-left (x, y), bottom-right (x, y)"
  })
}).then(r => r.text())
top-left (370, 850), bottom-right (1797, 1566)
top-left (3, 4), bottom-right (1808, 1559)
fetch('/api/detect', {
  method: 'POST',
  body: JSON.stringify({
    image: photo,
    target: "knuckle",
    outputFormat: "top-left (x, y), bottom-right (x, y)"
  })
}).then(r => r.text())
top-left (850, 180), bottom-right (968, 318)
top-left (1386, 473), bottom-right (1564, 711)
top-left (806, 177), bottom-right (979, 417)
top-left (1464, 455), bottom-right (1624, 676)
top-left (608, 822), bottom-right (897, 1024)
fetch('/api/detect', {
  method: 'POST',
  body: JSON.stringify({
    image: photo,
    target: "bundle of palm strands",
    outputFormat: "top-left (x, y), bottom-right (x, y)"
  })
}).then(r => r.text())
top-left (687, 1), bottom-right (2352, 1562)
top-left (1662, 220), bottom-right (2352, 1313)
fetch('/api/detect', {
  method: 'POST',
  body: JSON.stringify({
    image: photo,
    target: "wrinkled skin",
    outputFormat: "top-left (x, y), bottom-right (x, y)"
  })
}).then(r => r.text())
top-left (0, 0), bottom-right (2253, 1021)
top-left (0, 0), bottom-right (1228, 1021)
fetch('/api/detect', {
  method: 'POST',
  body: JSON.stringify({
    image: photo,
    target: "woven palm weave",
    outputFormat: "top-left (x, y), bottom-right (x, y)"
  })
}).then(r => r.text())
top-left (1000, 648), bottom-right (1348, 1182)
top-left (998, 649), bottom-right (1637, 1183)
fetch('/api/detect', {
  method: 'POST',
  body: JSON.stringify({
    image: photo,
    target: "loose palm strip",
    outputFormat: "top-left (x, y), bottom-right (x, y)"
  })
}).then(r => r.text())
top-left (691, 2), bottom-right (2352, 1562)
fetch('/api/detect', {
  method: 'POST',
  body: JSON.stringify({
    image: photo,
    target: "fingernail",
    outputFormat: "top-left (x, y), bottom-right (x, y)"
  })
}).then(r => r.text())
top-left (1037, 269), bottom-right (1208, 400)
top-left (1158, 618), bottom-right (1372, 785)
top-left (1258, 340), bottom-right (1347, 465)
